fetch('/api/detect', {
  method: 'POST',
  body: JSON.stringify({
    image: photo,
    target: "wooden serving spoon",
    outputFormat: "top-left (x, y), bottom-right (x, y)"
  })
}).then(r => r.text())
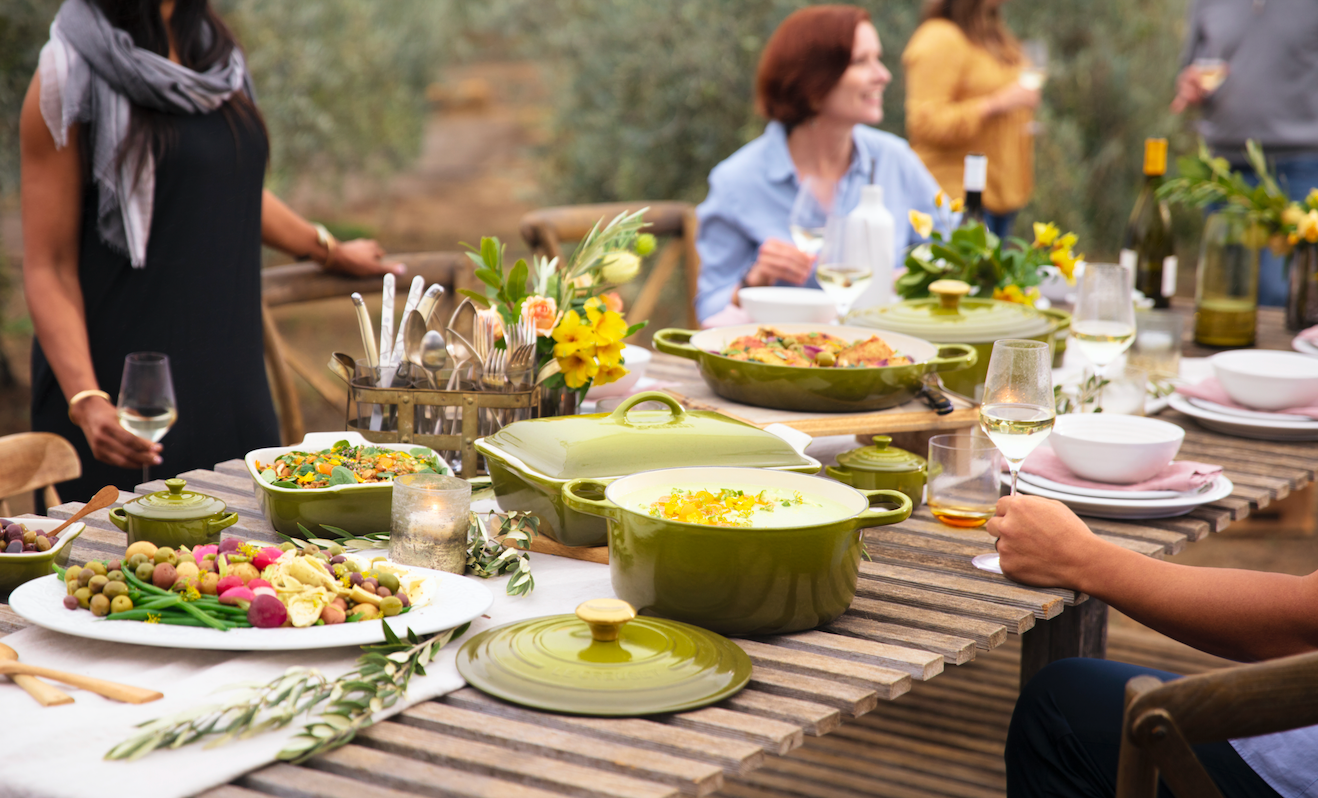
top-left (0, 644), bottom-right (162, 703)
top-left (46, 484), bottom-right (119, 539)
top-left (0, 644), bottom-right (73, 707)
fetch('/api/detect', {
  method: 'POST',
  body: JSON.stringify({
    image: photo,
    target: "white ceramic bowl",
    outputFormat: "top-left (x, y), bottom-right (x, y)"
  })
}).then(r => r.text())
top-left (738, 287), bottom-right (837, 325)
top-left (1049, 414), bottom-right (1185, 484)
top-left (1210, 349), bottom-right (1318, 411)
top-left (585, 345), bottom-right (652, 400)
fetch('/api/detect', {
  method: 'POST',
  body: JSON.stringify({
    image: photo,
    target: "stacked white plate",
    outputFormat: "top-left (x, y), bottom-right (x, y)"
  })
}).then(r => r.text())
top-left (1293, 333), bottom-right (1318, 358)
top-left (1168, 393), bottom-right (1318, 441)
top-left (1006, 467), bottom-right (1234, 520)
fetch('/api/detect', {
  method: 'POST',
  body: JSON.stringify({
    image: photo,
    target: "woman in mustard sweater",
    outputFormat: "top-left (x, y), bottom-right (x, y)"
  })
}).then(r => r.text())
top-left (902, 0), bottom-right (1040, 240)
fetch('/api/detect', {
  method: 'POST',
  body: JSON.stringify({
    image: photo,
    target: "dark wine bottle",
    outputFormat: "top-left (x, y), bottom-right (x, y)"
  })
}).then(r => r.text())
top-left (1121, 138), bottom-right (1176, 309)
top-left (963, 153), bottom-right (987, 225)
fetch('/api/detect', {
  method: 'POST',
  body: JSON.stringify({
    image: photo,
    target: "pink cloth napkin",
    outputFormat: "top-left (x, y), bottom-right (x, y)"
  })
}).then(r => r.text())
top-left (701, 304), bottom-right (753, 329)
top-left (1175, 378), bottom-right (1318, 420)
top-left (1298, 325), bottom-right (1318, 343)
top-left (1020, 446), bottom-right (1222, 493)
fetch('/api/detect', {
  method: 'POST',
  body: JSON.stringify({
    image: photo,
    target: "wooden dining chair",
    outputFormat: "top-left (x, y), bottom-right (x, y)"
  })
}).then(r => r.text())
top-left (1116, 649), bottom-right (1318, 797)
top-left (519, 201), bottom-right (701, 332)
top-left (0, 432), bottom-right (81, 516)
top-left (259, 252), bottom-right (478, 445)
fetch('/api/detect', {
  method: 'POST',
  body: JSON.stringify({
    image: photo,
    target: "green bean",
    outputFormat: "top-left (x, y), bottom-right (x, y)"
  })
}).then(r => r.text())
top-left (173, 600), bottom-right (229, 630)
top-left (124, 569), bottom-right (170, 597)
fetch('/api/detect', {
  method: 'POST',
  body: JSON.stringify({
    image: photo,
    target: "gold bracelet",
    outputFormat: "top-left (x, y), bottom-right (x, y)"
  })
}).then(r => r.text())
top-left (68, 389), bottom-right (111, 422)
top-left (313, 223), bottom-right (338, 266)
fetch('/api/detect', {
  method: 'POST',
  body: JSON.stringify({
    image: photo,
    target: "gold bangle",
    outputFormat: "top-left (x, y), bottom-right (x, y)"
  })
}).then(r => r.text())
top-left (313, 223), bottom-right (338, 265)
top-left (68, 389), bottom-right (111, 422)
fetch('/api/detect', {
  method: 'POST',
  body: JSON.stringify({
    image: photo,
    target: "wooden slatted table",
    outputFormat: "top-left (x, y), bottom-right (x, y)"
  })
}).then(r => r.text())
top-left (4, 302), bottom-right (1312, 797)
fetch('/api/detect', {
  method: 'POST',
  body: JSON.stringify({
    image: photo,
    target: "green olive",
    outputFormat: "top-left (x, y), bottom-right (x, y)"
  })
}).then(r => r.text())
top-left (103, 581), bottom-right (129, 599)
top-left (279, 542), bottom-right (296, 552)
top-left (64, 565), bottom-right (83, 586)
top-left (153, 547), bottom-right (176, 565)
top-left (110, 595), bottom-right (134, 614)
top-left (345, 561), bottom-right (361, 573)
top-left (77, 568), bottom-right (94, 587)
top-left (88, 574), bottom-right (109, 594)
top-left (86, 561), bottom-right (107, 577)
top-left (126, 553), bottom-right (147, 569)
top-left (89, 594), bottom-right (111, 617)
top-left (377, 573), bottom-right (400, 593)
top-left (74, 587), bottom-right (92, 609)
top-left (107, 569), bottom-right (125, 582)
top-left (135, 562), bottom-right (156, 582)
top-left (379, 596), bottom-right (403, 617)
top-left (327, 543), bottom-right (345, 557)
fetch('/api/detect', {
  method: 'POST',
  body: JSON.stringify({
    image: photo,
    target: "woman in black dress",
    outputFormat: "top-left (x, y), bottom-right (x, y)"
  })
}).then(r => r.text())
top-left (20, 0), bottom-right (403, 502)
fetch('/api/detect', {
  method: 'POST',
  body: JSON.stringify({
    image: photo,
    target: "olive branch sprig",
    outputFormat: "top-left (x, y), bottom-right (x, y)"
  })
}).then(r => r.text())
top-left (105, 623), bottom-right (469, 764)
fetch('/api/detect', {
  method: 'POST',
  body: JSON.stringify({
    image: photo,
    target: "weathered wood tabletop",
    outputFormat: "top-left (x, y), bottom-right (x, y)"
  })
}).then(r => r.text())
top-left (3, 302), bottom-right (1311, 798)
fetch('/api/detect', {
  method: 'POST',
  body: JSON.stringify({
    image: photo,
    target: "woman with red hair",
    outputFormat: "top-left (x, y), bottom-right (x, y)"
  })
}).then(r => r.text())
top-left (695, 5), bottom-right (941, 324)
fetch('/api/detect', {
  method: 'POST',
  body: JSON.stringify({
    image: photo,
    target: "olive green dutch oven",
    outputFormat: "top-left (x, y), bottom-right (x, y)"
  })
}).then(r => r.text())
top-left (825, 436), bottom-right (927, 508)
top-left (109, 478), bottom-right (239, 549)
top-left (846, 280), bottom-right (1070, 399)
top-left (562, 466), bottom-right (912, 636)
top-left (652, 323), bottom-right (977, 412)
top-left (476, 392), bottom-right (821, 548)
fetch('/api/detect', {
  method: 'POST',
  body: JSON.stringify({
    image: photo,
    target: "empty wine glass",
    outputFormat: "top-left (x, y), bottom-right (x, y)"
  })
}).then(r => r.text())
top-left (1071, 262), bottom-right (1137, 384)
top-left (975, 339), bottom-right (1055, 573)
top-left (817, 215), bottom-right (874, 320)
top-left (789, 176), bottom-right (835, 257)
top-left (117, 352), bottom-right (177, 484)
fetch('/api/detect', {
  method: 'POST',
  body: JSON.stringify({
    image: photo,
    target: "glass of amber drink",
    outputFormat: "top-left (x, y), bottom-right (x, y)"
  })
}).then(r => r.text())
top-left (926, 434), bottom-right (1002, 529)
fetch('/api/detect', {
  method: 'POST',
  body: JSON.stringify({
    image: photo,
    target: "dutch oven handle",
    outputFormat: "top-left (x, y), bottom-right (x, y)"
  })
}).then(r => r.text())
top-left (562, 478), bottom-right (623, 522)
top-left (851, 489), bottom-right (913, 530)
top-left (925, 343), bottom-right (978, 374)
top-left (651, 329), bottom-right (701, 361)
top-left (607, 391), bottom-right (687, 424)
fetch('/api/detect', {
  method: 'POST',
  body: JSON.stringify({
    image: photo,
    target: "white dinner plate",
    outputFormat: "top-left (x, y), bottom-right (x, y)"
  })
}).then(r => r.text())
top-left (1005, 473), bottom-right (1234, 519)
top-left (9, 558), bottom-right (493, 651)
top-left (1016, 471), bottom-right (1188, 500)
top-left (1293, 334), bottom-right (1318, 358)
top-left (1187, 397), bottom-right (1314, 423)
top-left (1169, 393), bottom-right (1318, 441)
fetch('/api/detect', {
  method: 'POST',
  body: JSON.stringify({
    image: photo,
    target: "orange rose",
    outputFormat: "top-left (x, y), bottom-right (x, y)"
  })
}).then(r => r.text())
top-left (522, 296), bottom-right (558, 337)
top-left (600, 291), bottom-right (625, 314)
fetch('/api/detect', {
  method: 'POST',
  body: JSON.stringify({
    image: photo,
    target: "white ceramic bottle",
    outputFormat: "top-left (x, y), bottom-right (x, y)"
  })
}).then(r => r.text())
top-left (844, 184), bottom-right (896, 313)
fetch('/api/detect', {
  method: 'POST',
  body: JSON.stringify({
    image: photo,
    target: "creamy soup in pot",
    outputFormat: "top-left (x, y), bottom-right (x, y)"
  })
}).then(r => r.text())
top-left (623, 484), bottom-right (853, 528)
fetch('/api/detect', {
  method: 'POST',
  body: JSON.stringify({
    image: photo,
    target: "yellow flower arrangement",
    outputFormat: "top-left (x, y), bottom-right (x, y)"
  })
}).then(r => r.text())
top-left (550, 297), bottom-right (632, 388)
top-left (908, 210), bottom-right (934, 239)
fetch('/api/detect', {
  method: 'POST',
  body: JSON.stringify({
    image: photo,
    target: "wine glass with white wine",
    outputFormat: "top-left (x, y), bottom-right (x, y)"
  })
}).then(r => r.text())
top-left (975, 339), bottom-right (1055, 573)
top-left (1019, 39), bottom-right (1048, 91)
top-left (117, 352), bottom-right (177, 484)
top-left (816, 215), bottom-right (874, 320)
top-left (789, 176), bottom-right (834, 257)
top-left (1071, 262), bottom-right (1137, 407)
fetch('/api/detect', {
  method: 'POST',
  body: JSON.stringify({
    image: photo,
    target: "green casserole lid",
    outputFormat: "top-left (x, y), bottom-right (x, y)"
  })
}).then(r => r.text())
top-left (848, 279), bottom-right (1055, 343)
top-left (122, 478), bottom-right (228, 521)
top-left (835, 436), bottom-right (926, 474)
top-left (456, 598), bottom-right (753, 716)
top-left (480, 391), bottom-right (815, 481)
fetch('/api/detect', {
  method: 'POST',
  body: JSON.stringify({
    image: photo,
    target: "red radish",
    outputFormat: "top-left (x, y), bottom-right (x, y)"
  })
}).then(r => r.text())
top-left (215, 575), bottom-right (245, 595)
top-left (247, 578), bottom-right (273, 590)
top-left (252, 586), bottom-right (277, 599)
top-left (253, 548), bottom-right (284, 571)
top-left (248, 594), bottom-right (287, 628)
top-left (218, 586), bottom-right (255, 608)
top-left (219, 537), bottom-right (243, 554)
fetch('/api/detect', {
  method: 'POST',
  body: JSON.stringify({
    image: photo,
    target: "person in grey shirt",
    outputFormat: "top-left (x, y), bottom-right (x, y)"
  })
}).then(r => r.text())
top-left (1172, 0), bottom-right (1318, 307)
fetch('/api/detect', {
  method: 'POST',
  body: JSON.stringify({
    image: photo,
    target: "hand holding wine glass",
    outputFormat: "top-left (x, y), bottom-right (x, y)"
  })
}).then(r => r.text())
top-left (117, 352), bottom-right (177, 484)
top-left (975, 339), bottom-right (1055, 573)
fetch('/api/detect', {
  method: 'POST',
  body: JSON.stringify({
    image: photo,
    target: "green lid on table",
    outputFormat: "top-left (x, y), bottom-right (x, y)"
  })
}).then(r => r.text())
top-left (122, 479), bottom-right (228, 521)
top-left (835, 436), bottom-right (926, 474)
top-left (455, 598), bottom-right (753, 716)
top-left (849, 279), bottom-right (1054, 343)
top-left (480, 391), bottom-right (814, 481)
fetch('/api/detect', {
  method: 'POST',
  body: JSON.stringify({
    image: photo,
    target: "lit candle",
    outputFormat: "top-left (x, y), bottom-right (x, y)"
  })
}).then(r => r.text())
top-left (390, 474), bottom-right (470, 573)
top-left (1137, 330), bottom-right (1174, 353)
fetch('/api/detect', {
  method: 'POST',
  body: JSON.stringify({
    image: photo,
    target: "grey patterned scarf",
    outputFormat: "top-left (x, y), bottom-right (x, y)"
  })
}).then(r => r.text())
top-left (38, 0), bottom-right (252, 267)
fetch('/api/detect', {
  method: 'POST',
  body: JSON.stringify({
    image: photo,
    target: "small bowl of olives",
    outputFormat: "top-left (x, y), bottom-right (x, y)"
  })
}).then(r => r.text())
top-left (0, 518), bottom-right (85, 597)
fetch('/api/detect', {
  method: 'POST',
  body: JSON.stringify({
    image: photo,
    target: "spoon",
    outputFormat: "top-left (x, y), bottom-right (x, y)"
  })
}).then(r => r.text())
top-left (421, 330), bottom-right (447, 374)
top-left (0, 645), bottom-right (73, 707)
top-left (47, 484), bottom-right (118, 539)
top-left (402, 310), bottom-right (430, 381)
top-left (0, 643), bottom-right (162, 703)
top-left (329, 352), bottom-right (357, 385)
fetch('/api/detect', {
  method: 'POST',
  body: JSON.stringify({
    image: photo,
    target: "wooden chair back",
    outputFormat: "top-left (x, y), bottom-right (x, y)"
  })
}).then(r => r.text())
top-left (520, 201), bottom-right (701, 334)
top-left (260, 252), bottom-right (477, 445)
top-left (1116, 649), bottom-right (1318, 797)
top-left (0, 432), bottom-right (81, 516)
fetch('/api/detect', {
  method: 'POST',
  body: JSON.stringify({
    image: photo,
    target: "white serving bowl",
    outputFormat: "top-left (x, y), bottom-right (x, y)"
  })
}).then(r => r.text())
top-left (585, 345), bottom-right (652, 400)
top-left (1049, 414), bottom-right (1185, 484)
top-left (1210, 349), bottom-right (1318, 411)
top-left (738, 287), bottom-right (837, 325)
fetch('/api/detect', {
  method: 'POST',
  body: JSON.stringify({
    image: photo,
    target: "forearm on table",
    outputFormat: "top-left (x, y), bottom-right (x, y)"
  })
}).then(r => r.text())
top-left (260, 189), bottom-right (330, 264)
top-left (1075, 541), bottom-right (1318, 662)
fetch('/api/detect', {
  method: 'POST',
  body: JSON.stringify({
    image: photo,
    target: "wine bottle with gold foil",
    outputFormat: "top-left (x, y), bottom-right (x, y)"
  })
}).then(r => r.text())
top-left (1120, 138), bottom-right (1176, 308)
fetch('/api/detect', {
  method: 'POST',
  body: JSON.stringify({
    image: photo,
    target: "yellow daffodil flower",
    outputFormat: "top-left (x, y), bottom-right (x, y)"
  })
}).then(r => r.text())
top-left (1300, 210), bottom-right (1318, 244)
top-left (950, 197), bottom-right (964, 213)
top-left (1283, 204), bottom-right (1307, 227)
top-left (1033, 222), bottom-right (1059, 248)
top-left (595, 339), bottom-right (624, 368)
top-left (909, 210), bottom-right (933, 239)
top-left (593, 362), bottom-right (629, 388)
top-left (552, 311), bottom-right (594, 358)
top-left (586, 304), bottom-right (629, 346)
top-left (559, 348), bottom-right (600, 389)
top-left (935, 190), bottom-right (947, 208)
top-left (1055, 232), bottom-right (1078, 251)
top-left (1051, 248), bottom-right (1082, 280)
top-left (992, 284), bottom-right (1039, 305)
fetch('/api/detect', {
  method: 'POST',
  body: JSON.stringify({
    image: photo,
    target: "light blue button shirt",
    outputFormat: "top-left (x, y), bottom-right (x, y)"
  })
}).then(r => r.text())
top-left (694, 120), bottom-right (943, 322)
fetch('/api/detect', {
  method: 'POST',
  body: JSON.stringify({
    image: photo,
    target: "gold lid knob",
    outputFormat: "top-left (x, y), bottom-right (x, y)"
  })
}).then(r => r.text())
top-left (928, 279), bottom-right (971, 310)
top-left (576, 598), bottom-right (636, 642)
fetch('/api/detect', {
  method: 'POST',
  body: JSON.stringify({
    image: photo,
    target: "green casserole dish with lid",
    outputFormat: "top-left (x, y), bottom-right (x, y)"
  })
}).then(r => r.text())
top-left (475, 391), bottom-right (821, 547)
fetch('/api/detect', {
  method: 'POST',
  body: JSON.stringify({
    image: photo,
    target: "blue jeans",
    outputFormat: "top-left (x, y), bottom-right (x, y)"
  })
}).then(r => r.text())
top-left (1007, 658), bottom-right (1280, 797)
top-left (985, 210), bottom-right (1019, 242)
top-left (1236, 153), bottom-right (1318, 306)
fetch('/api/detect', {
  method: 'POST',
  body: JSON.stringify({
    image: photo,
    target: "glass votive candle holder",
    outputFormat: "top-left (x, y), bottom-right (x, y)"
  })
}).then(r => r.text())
top-left (1129, 310), bottom-right (1183, 381)
top-left (1100, 365), bottom-right (1148, 416)
top-left (390, 473), bottom-right (471, 573)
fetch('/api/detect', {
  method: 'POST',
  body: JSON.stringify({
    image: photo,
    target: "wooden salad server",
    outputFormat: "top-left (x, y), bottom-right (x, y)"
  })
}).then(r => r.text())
top-left (0, 644), bottom-right (162, 704)
top-left (0, 644), bottom-right (73, 707)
